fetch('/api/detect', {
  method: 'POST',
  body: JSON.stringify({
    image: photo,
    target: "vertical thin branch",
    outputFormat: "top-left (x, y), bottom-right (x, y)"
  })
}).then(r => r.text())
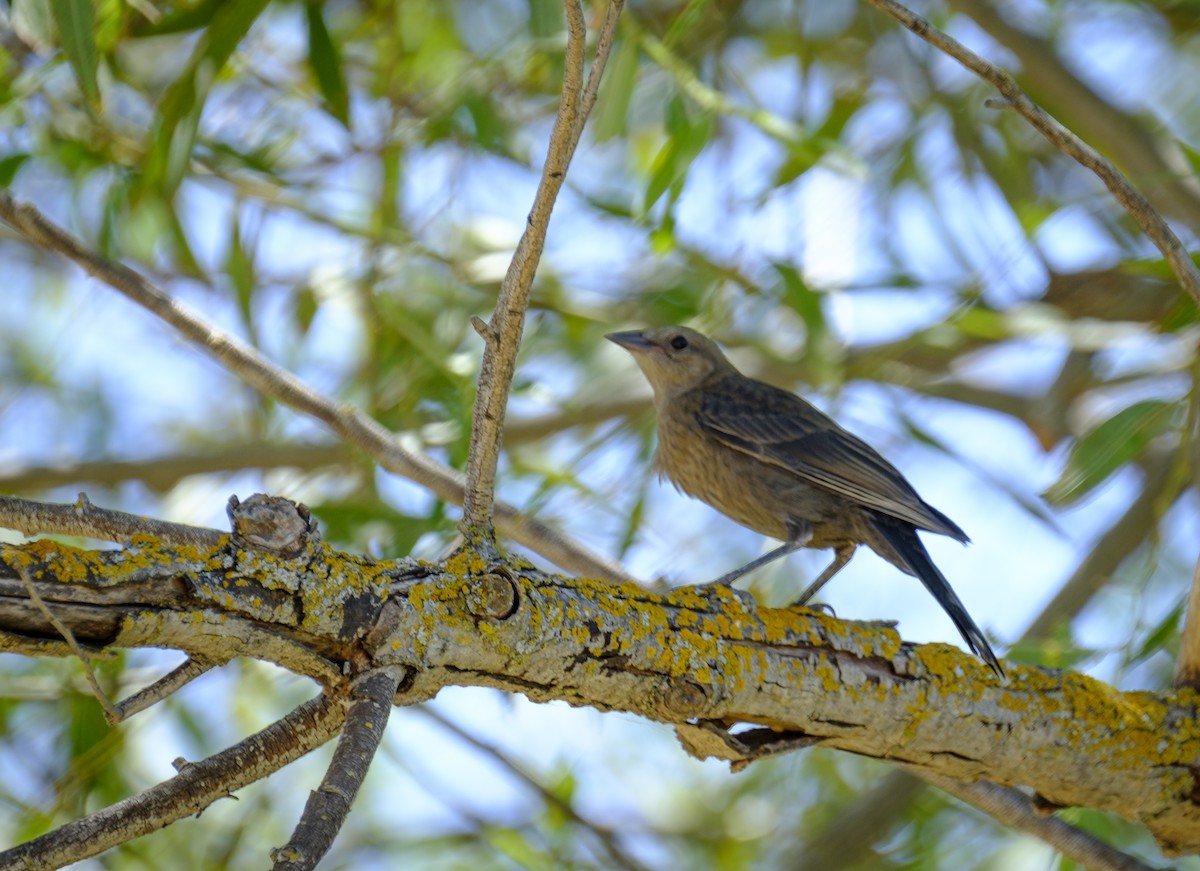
top-left (460, 0), bottom-right (625, 538)
top-left (1175, 557), bottom-right (1200, 690)
top-left (860, 0), bottom-right (1200, 306)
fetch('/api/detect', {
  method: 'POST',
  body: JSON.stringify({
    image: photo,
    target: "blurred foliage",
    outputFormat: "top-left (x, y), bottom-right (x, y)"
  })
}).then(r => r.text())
top-left (2, 0), bottom-right (1199, 867)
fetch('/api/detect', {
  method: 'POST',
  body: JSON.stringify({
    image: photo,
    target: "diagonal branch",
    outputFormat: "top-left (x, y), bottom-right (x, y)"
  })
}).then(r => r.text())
top-left (944, 0), bottom-right (1200, 230)
top-left (0, 692), bottom-right (345, 870)
top-left (8, 553), bottom-right (120, 723)
top-left (0, 191), bottom-right (637, 584)
top-left (461, 0), bottom-right (625, 537)
top-left (861, 0), bottom-right (1200, 305)
top-left (920, 775), bottom-right (1157, 871)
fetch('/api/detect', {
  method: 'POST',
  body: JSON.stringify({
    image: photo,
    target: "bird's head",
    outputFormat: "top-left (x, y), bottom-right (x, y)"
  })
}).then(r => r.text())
top-left (605, 326), bottom-right (735, 401)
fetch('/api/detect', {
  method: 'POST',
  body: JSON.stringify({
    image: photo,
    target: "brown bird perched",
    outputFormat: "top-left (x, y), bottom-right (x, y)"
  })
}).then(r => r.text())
top-left (607, 325), bottom-right (1003, 676)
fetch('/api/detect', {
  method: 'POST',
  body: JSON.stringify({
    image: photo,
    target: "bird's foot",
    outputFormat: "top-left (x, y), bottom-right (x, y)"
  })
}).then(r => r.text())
top-left (701, 569), bottom-right (748, 588)
top-left (791, 600), bottom-right (837, 617)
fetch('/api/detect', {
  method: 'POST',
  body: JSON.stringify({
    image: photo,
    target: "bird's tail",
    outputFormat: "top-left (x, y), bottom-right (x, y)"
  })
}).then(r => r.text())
top-left (871, 520), bottom-right (1004, 678)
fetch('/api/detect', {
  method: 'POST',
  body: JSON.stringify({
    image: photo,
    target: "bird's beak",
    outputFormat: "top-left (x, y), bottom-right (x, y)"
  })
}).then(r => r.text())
top-left (605, 331), bottom-right (655, 354)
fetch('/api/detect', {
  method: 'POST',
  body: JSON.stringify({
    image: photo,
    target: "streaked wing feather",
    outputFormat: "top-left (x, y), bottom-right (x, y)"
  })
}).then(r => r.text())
top-left (696, 378), bottom-right (967, 540)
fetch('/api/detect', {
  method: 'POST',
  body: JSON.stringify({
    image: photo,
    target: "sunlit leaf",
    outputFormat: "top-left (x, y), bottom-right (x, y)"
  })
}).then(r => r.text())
top-left (11, 0), bottom-right (56, 52)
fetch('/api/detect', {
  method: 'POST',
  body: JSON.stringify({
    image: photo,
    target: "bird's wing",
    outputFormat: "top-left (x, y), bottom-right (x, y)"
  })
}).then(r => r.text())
top-left (694, 377), bottom-right (968, 541)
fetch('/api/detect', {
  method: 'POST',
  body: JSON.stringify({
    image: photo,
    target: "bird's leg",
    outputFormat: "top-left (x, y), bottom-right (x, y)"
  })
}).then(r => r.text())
top-left (791, 543), bottom-right (856, 606)
top-left (703, 542), bottom-right (799, 587)
top-left (702, 519), bottom-right (813, 588)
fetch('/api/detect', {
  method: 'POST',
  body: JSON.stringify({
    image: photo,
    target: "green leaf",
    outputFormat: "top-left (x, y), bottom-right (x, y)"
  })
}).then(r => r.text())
top-left (1043, 400), bottom-right (1180, 506)
top-left (643, 95), bottom-right (713, 213)
top-left (294, 284), bottom-right (319, 337)
top-left (132, 0), bottom-right (224, 37)
top-left (226, 212), bottom-right (255, 328)
top-left (142, 0), bottom-right (271, 196)
top-left (774, 263), bottom-right (826, 345)
top-left (0, 153), bottom-right (30, 186)
top-left (1126, 600), bottom-right (1184, 668)
top-left (592, 36), bottom-right (638, 142)
top-left (305, 0), bottom-right (350, 128)
top-left (526, 0), bottom-right (560, 39)
top-left (50, 0), bottom-right (101, 109)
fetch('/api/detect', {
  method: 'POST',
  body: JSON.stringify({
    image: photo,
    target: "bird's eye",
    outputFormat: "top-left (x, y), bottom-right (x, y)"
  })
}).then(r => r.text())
top-left (670, 335), bottom-right (688, 350)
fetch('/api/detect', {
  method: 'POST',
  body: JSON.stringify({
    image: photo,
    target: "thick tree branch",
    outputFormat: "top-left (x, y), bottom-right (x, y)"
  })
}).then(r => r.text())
top-left (461, 0), bottom-right (624, 536)
top-left (0, 190), bottom-right (637, 585)
top-left (861, 0), bottom-right (1200, 305)
top-left (3, 501), bottom-right (1200, 858)
top-left (0, 692), bottom-right (345, 871)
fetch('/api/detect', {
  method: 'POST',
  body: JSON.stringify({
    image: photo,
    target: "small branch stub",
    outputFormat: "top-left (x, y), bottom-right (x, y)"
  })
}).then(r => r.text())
top-left (467, 571), bottom-right (520, 620)
top-left (228, 494), bottom-right (315, 557)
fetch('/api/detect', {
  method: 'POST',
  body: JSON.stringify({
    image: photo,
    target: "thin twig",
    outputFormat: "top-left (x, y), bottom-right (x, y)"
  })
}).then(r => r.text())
top-left (577, 0), bottom-right (625, 132)
top-left (0, 493), bottom-right (224, 548)
top-left (273, 667), bottom-right (404, 871)
top-left (0, 191), bottom-right (638, 584)
top-left (920, 774), bottom-right (1157, 871)
top-left (460, 0), bottom-right (625, 537)
top-left (944, 0), bottom-right (1200, 229)
top-left (114, 656), bottom-right (222, 720)
top-left (861, 0), bottom-right (1200, 306)
top-left (419, 706), bottom-right (648, 871)
top-left (7, 552), bottom-right (121, 724)
top-left (1175, 553), bottom-right (1200, 690)
top-left (0, 692), bottom-right (345, 871)
top-left (1175, 360), bottom-right (1200, 690)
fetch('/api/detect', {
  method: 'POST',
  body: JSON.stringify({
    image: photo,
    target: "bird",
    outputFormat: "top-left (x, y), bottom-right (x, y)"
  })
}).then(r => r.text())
top-left (606, 325), bottom-right (1003, 676)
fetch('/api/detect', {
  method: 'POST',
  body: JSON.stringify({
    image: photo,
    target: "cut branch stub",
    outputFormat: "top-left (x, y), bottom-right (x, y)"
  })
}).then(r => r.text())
top-left (228, 494), bottom-right (315, 557)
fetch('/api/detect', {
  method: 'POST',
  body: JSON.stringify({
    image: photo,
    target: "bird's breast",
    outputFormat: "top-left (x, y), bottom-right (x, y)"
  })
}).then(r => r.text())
top-left (654, 411), bottom-right (794, 540)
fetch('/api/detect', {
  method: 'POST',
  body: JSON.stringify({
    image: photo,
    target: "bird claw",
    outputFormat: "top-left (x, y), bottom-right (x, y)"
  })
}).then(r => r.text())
top-left (793, 601), bottom-right (837, 617)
